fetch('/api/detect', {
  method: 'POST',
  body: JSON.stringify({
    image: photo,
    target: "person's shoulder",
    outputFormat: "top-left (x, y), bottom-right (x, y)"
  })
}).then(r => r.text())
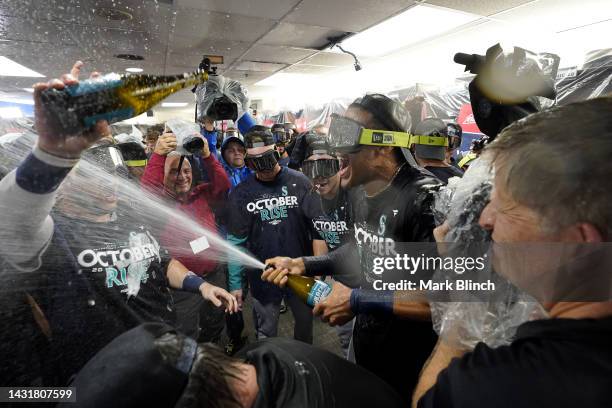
top-left (283, 167), bottom-right (312, 186)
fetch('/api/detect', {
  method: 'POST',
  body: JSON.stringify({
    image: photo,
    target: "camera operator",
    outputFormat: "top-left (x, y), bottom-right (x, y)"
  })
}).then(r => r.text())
top-left (0, 62), bottom-right (237, 385)
top-left (414, 96), bottom-right (612, 408)
top-left (141, 125), bottom-right (231, 342)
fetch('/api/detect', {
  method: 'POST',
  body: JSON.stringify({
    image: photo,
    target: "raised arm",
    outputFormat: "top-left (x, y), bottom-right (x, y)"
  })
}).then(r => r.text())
top-left (0, 62), bottom-right (106, 270)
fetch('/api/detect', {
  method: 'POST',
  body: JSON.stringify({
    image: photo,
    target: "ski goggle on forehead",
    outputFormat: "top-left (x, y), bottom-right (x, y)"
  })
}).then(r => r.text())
top-left (328, 114), bottom-right (412, 153)
top-left (302, 158), bottom-right (340, 180)
top-left (272, 130), bottom-right (290, 145)
top-left (77, 145), bottom-right (129, 178)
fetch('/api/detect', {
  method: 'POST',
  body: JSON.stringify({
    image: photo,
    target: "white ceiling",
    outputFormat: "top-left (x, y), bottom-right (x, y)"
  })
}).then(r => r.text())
top-left (0, 0), bottom-right (609, 110)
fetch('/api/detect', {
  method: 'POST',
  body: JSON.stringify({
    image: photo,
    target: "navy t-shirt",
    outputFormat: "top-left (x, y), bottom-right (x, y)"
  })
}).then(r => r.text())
top-left (227, 167), bottom-right (316, 302)
top-left (43, 211), bottom-right (175, 384)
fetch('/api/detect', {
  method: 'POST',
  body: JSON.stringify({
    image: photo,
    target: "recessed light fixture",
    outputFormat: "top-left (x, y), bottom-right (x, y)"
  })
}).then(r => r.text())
top-left (125, 67), bottom-right (143, 73)
top-left (0, 107), bottom-right (23, 119)
top-left (161, 102), bottom-right (189, 107)
top-left (0, 56), bottom-right (45, 77)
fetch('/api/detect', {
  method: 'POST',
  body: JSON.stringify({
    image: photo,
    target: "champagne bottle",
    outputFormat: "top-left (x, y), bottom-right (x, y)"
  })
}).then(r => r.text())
top-left (40, 71), bottom-right (209, 134)
top-left (286, 275), bottom-right (332, 307)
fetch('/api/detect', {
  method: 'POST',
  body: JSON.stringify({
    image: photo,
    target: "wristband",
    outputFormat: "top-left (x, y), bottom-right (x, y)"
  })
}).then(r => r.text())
top-left (182, 271), bottom-right (206, 294)
top-left (15, 145), bottom-right (79, 194)
top-left (350, 289), bottom-right (394, 315)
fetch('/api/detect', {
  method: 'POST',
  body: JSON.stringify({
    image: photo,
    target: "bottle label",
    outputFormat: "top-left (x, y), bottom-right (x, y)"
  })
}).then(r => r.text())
top-left (65, 73), bottom-right (123, 97)
top-left (307, 280), bottom-right (332, 307)
top-left (83, 107), bottom-right (135, 128)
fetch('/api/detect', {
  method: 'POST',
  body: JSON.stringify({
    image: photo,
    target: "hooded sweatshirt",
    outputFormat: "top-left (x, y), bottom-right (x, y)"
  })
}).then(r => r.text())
top-left (219, 137), bottom-right (252, 190)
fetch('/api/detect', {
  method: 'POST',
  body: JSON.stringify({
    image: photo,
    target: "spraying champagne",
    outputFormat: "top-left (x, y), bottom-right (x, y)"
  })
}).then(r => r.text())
top-left (40, 71), bottom-right (209, 134)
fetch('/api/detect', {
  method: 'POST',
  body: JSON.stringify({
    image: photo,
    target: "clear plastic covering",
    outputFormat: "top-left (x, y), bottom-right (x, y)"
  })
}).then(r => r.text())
top-left (431, 157), bottom-right (547, 349)
top-left (194, 75), bottom-right (250, 122)
top-left (556, 48), bottom-right (612, 105)
top-left (114, 125), bottom-right (143, 145)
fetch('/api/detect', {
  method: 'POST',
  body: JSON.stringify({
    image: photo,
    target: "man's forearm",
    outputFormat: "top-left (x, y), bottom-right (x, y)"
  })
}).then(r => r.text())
top-left (303, 241), bottom-right (355, 277)
top-left (412, 340), bottom-right (468, 408)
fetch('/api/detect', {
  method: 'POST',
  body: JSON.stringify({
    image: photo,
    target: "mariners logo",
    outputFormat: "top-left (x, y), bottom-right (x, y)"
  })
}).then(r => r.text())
top-left (378, 214), bottom-right (386, 235)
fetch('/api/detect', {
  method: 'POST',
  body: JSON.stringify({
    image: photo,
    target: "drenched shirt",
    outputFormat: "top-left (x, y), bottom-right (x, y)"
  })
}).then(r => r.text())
top-left (238, 337), bottom-right (405, 408)
top-left (302, 187), bottom-right (362, 288)
top-left (43, 211), bottom-right (175, 384)
top-left (226, 167), bottom-right (316, 301)
top-left (419, 317), bottom-right (612, 408)
top-left (424, 165), bottom-right (464, 184)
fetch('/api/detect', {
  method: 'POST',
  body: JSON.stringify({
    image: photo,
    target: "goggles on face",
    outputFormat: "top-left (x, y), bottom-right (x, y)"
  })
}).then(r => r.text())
top-left (273, 130), bottom-right (290, 145)
top-left (245, 149), bottom-right (279, 172)
top-left (302, 158), bottom-right (340, 180)
top-left (327, 114), bottom-right (412, 152)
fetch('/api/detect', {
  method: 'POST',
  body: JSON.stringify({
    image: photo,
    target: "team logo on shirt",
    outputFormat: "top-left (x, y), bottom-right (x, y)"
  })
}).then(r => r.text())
top-left (76, 230), bottom-right (161, 298)
top-left (246, 187), bottom-right (300, 224)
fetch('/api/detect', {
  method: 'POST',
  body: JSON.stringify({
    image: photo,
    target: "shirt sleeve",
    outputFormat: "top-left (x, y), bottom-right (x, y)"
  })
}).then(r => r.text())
top-left (225, 186), bottom-right (251, 291)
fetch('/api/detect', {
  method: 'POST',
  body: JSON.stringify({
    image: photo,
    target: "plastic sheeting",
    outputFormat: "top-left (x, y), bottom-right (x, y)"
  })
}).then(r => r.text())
top-left (556, 49), bottom-right (612, 105)
top-left (431, 157), bottom-right (546, 349)
top-left (195, 75), bottom-right (250, 122)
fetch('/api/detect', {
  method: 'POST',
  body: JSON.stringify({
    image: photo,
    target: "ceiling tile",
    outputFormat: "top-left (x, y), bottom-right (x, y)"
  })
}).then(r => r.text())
top-left (243, 44), bottom-right (317, 64)
top-left (301, 51), bottom-right (356, 66)
top-left (175, 0), bottom-right (301, 20)
top-left (173, 7), bottom-right (275, 42)
top-left (283, 63), bottom-right (337, 74)
top-left (260, 22), bottom-right (347, 48)
top-left (225, 70), bottom-right (272, 85)
top-left (424, 0), bottom-right (535, 16)
top-left (233, 61), bottom-right (287, 72)
top-left (285, 0), bottom-right (416, 32)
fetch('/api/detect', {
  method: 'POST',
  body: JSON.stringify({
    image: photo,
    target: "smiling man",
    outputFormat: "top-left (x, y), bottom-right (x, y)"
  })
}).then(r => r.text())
top-left (414, 96), bottom-right (612, 408)
top-left (263, 94), bottom-right (442, 402)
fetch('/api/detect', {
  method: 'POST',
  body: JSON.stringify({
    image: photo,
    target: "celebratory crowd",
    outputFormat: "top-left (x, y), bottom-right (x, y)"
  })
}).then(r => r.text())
top-left (0, 57), bottom-right (610, 408)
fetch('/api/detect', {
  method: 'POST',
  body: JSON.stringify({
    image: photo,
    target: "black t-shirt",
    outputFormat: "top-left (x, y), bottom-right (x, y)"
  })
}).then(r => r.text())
top-left (302, 187), bottom-right (363, 288)
top-left (351, 163), bottom-right (441, 403)
top-left (44, 211), bottom-right (175, 384)
top-left (424, 165), bottom-right (464, 184)
top-left (226, 168), bottom-right (316, 303)
top-left (238, 337), bottom-right (405, 408)
top-left (419, 317), bottom-right (612, 408)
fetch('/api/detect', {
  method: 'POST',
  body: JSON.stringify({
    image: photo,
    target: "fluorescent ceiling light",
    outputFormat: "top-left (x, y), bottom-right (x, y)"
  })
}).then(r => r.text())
top-left (0, 56), bottom-right (45, 77)
top-left (0, 107), bottom-right (23, 119)
top-left (161, 102), bottom-right (189, 107)
top-left (255, 73), bottom-right (313, 87)
top-left (336, 5), bottom-right (481, 57)
top-left (22, 88), bottom-right (34, 93)
top-left (126, 67), bottom-right (143, 73)
top-left (0, 96), bottom-right (34, 105)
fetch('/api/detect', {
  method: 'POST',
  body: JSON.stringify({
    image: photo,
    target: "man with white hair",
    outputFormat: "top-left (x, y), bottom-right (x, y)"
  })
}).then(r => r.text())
top-left (141, 127), bottom-right (231, 342)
